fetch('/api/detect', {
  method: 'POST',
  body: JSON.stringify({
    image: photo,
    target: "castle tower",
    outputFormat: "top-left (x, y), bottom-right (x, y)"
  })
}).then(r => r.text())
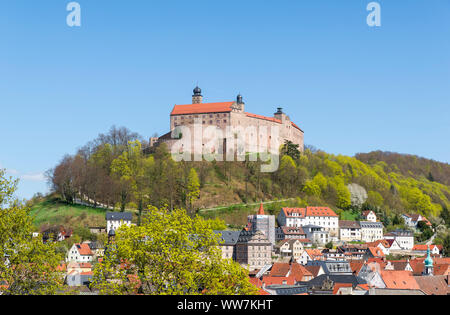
top-left (423, 246), bottom-right (434, 276)
top-left (231, 93), bottom-right (245, 112)
top-left (192, 86), bottom-right (203, 104)
top-left (274, 107), bottom-right (288, 123)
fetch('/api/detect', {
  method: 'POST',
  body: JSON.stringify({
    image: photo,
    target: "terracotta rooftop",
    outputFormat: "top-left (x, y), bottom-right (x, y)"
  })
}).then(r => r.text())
top-left (366, 239), bottom-right (390, 248)
top-left (245, 112), bottom-right (281, 124)
top-left (412, 244), bottom-right (442, 252)
top-left (384, 260), bottom-right (411, 272)
top-left (75, 243), bottom-right (93, 256)
top-left (282, 207), bottom-right (338, 218)
top-left (304, 265), bottom-right (322, 278)
top-left (332, 283), bottom-right (353, 295)
top-left (350, 262), bottom-right (364, 274)
top-left (339, 220), bottom-right (361, 229)
top-left (280, 226), bottom-right (306, 235)
top-left (305, 249), bottom-right (323, 259)
top-left (171, 102), bottom-right (234, 116)
top-left (368, 247), bottom-right (385, 258)
top-left (266, 262), bottom-right (313, 285)
top-left (270, 263), bottom-right (292, 277)
top-left (380, 270), bottom-right (420, 290)
top-left (414, 275), bottom-right (448, 295)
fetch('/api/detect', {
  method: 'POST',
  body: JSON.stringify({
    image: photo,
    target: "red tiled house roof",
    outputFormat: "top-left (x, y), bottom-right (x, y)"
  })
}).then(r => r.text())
top-left (380, 270), bottom-right (420, 290)
top-left (332, 283), bottom-right (353, 295)
top-left (282, 207), bottom-right (338, 218)
top-left (75, 243), bottom-right (93, 256)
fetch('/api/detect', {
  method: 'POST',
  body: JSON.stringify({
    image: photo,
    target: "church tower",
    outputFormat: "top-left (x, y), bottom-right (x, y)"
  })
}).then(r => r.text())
top-left (423, 246), bottom-right (434, 276)
top-left (192, 86), bottom-right (203, 104)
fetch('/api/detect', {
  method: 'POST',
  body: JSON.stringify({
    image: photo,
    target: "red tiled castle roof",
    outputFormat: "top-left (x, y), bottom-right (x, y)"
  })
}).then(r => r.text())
top-left (171, 102), bottom-right (234, 115)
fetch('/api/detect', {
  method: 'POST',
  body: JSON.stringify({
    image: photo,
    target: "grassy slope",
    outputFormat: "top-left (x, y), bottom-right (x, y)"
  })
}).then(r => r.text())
top-left (30, 197), bottom-right (108, 228)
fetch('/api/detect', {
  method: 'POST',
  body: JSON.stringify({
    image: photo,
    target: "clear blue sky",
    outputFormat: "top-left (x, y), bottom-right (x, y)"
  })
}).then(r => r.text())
top-left (1, 0), bottom-right (449, 199)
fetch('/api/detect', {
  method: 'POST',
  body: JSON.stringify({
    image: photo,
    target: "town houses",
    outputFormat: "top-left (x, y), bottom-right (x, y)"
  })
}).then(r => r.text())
top-left (18, 202), bottom-right (448, 296)
top-left (213, 203), bottom-right (449, 295)
top-left (402, 213), bottom-right (432, 230)
top-left (384, 229), bottom-right (415, 250)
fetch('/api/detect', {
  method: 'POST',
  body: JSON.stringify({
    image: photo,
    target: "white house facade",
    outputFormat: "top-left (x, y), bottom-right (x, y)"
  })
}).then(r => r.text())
top-left (362, 211), bottom-right (377, 222)
top-left (360, 221), bottom-right (384, 242)
top-left (277, 207), bottom-right (339, 237)
top-left (384, 230), bottom-right (414, 250)
top-left (67, 243), bottom-right (94, 263)
top-left (106, 212), bottom-right (133, 233)
top-left (339, 221), bottom-right (361, 242)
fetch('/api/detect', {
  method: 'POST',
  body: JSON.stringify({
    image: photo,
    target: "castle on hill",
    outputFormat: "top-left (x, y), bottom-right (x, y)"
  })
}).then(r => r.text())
top-left (150, 87), bottom-right (304, 156)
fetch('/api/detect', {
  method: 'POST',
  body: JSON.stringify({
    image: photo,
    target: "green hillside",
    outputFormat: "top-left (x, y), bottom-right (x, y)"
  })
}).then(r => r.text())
top-left (29, 196), bottom-right (108, 228)
top-left (34, 127), bottom-right (450, 233)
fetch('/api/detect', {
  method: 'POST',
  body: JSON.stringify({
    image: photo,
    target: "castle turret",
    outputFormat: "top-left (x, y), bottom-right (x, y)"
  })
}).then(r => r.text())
top-left (231, 93), bottom-right (245, 112)
top-left (237, 93), bottom-right (244, 105)
top-left (192, 86), bottom-right (203, 104)
top-left (274, 107), bottom-right (288, 123)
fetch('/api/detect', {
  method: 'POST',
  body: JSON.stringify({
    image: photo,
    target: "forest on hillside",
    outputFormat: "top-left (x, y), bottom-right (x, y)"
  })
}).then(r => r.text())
top-left (45, 126), bottom-right (450, 233)
top-left (356, 151), bottom-right (450, 186)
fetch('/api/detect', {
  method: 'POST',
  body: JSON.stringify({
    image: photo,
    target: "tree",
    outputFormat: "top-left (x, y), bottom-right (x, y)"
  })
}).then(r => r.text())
top-left (91, 207), bottom-right (258, 295)
top-left (440, 206), bottom-right (450, 228)
top-left (186, 168), bottom-right (200, 216)
top-left (325, 241), bottom-right (333, 249)
top-left (443, 234), bottom-right (450, 257)
top-left (278, 155), bottom-right (298, 196)
top-left (0, 170), bottom-right (64, 295)
top-left (366, 191), bottom-right (384, 209)
top-left (47, 155), bottom-right (78, 204)
top-left (303, 180), bottom-right (321, 197)
top-left (281, 140), bottom-right (301, 161)
top-left (207, 217), bottom-right (227, 230)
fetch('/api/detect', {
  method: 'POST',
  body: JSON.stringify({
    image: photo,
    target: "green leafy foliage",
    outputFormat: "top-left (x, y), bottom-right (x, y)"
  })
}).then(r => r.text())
top-left (46, 127), bottom-right (450, 228)
top-left (0, 170), bottom-right (64, 295)
top-left (91, 207), bottom-right (258, 295)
